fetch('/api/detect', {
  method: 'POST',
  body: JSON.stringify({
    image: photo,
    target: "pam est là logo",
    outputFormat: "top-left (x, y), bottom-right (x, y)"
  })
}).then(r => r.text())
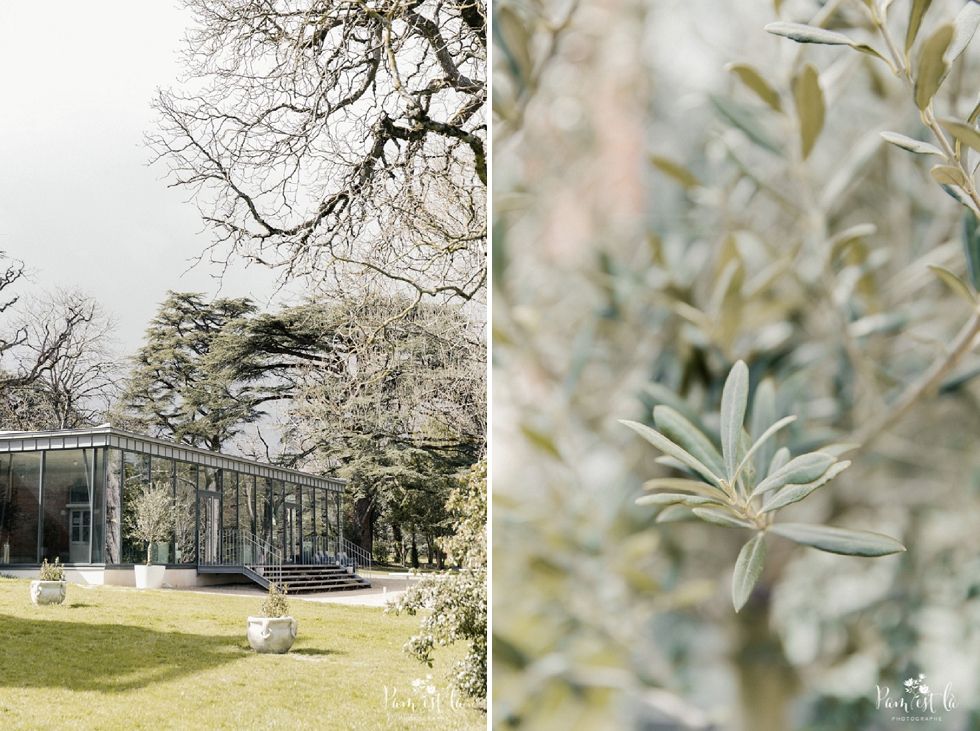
top-left (383, 674), bottom-right (466, 715)
top-left (875, 673), bottom-right (957, 722)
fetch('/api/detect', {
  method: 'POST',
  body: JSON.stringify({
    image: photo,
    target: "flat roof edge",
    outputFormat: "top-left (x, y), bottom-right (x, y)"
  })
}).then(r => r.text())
top-left (0, 425), bottom-right (345, 489)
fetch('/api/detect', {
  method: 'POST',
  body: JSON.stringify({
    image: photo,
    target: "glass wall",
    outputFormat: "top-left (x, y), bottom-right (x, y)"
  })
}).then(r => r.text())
top-left (148, 457), bottom-right (174, 564)
top-left (105, 449), bottom-right (122, 564)
top-left (41, 449), bottom-right (95, 564)
top-left (222, 471), bottom-right (238, 534)
top-left (175, 462), bottom-right (197, 564)
top-left (0, 454), bottom-right (41, 563)
top-left (121, 452), bottom-right (150, 563)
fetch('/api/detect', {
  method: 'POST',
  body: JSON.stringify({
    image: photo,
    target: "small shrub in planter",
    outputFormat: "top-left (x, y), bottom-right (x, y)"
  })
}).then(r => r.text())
top-left (247, 583), bottom-right (297, 654)
top-left (125, 479), bottom-right (176, 589)
top-left (31, 558), bottom-right (66, 606)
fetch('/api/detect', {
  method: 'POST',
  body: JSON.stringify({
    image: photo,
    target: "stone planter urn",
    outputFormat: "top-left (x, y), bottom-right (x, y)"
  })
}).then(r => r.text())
top-left (246, 616), bottom-right (298, 654)
top-left (31, 580), bottom-right (66, 606)
top-left (134, 564), bottom-right (166, 589)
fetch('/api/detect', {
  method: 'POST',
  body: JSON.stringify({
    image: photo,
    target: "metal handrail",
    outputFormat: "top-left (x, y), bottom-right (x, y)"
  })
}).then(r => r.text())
top-left (340, 537), bottom-right (373, 573)
top-left (199, 528), bottom-right (282, 574)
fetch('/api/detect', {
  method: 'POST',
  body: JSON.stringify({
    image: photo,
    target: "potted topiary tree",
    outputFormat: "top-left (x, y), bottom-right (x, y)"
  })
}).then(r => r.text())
top-left (124, 479), bottom-right (176, 589)
top-left (31, 557), bottom-right (66, 606)
top-left (246, 583), bottom-right (297, 654)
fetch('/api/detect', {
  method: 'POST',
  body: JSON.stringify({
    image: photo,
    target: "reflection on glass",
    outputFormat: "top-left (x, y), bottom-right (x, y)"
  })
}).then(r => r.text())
top-left (104, 449), bottom-right (122, 564)
top-left (223, 471), bottom-right (238, 535)
top-left (175, 462), bottom-right (197, 563)
top-left (91, 449), bottom-right (105, 563)
top-left (149, 457), bottom-right (174, 564)
top-left (2, 453), bottom-right (41, 563)
top-left (42, 449), bottom-right (93, 564)
top-left (121, 452), bottom-right (150, 564)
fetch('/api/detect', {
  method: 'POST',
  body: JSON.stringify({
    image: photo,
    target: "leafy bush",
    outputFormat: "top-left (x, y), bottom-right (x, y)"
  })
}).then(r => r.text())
top-left (260, 583), bottom-right (289, 618)
top-left (391, 460), bottom-right (487, 701)
top-left (38, 558), bottom-right (64, 582)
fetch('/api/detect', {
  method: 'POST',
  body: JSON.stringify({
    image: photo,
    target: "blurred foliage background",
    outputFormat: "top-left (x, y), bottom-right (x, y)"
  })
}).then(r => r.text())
top-left (492, 0), bottom-right (980, 728)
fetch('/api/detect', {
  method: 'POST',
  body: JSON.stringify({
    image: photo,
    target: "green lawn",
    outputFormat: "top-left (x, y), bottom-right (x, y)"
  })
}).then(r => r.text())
top-left (0, 578), bottom-right (485, 730)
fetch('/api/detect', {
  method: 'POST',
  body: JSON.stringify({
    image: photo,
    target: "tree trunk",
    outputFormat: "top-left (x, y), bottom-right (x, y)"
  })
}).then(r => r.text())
top-left (391, 522), bottom-right (403, 565)
top-left (734, 586), bottom-right (798, 731)
top-left (436, 546), bottom-right (444, 570)
top-left (410, 530), bottom-right (419, 569)
top-left (352, 496), bottom-right (374, 557)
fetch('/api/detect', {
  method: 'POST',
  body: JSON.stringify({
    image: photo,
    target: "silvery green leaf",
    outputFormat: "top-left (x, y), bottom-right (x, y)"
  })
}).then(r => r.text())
top-left (636, 493), bottom-right (726, 507)
top-left (946, 2), bottom-right (980, 64)
top-left (656, 505), bottom-right (698, 523)
top-left (880, 131), bottom-right (945, 157)
top-left (736, 416), bottom-right (797, 485)
top-left (654, 405), bottom-right (727, 479)
top-left (621, 420), bottom-right (724, 488)
top-left (765, 21), bottom-right (885, 60)
top-left (765, 21), bottom-right (857, 46)
top-left (720, 361), bottom-right (750, 484)
top-left (962, 211), bottom-right (980, 291)
top-left (751, 452), bottom-right (836, 497)
top-left (760, 461), bottom-right (850, 513)
top-left (938, 118), bottom-right (980, 154)
top-left (939, 183), bottom-right (980, 215)
top-left (650, 155), bottom-right (701, 190)
top-left (795, 64), bottom-right (825, 160)
top-left (691, 507), bottom-right (756, 529)
top-left (915, 24), bottom-right (953, 111)
top-left (817, 443), bottom-right (860, 458)
top-left (768, 447), bottom-right (791, 477)
top-left (710, 95), bottom-right (782, 154)
top-left (906, 0), bottom-right (934, 53)
top-left (727, 63), bottom-right (782, 112)
top-left (642, 478), bottom-right (726, 498)
top-left (927, 264), bottom-right (976, 303)
top-left (732, 533), bottom-right (766, 611)
top-left (644, 382), bottom-right (705, 430)
top-left (768, 523), bottom-right (906, 556)
top-left (750, 378), bottom-right (777, 475)
top-left (931, 165), bottom-right (967, 188)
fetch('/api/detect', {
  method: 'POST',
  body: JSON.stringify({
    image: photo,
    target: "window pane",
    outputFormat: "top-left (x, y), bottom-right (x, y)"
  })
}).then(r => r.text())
top-left (42, 449), bottom-right (92, 563)
top-left (222, 471), bottom-right (238, 535)
top-left (149, 457), bottom-right (174, 564)
top-left (200, 466), bottom-right (219, 493)
top-left (174, 462), bottom-right (197, 564)
top-left (3, 453), bottom-right (40, 563)
top-left (91, 448), bottom-right (105, 563)
top-left (122, 452), bottom-right (150, 564)
top-left (104, 449), bottom-right (122, 564)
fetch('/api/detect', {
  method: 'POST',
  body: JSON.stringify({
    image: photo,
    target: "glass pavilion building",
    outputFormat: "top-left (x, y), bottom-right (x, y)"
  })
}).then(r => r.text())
top-left (0, 426), bottom-right (347, 586)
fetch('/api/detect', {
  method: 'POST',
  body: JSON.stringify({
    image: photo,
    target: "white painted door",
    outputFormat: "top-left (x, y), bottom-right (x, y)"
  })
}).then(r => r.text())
top-left (69, 509), bottom-right (90, 563)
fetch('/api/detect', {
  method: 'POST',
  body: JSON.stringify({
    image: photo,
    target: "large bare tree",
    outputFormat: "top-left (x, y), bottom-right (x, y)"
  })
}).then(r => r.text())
top-left (150, 0), bottom-right (487, 302)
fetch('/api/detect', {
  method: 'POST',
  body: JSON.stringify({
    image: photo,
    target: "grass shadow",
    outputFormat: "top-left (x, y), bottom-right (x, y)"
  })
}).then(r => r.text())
top-left (291, 647), bottom-right (346, 657)
top-left (0, 613), bottom-right (246, 693)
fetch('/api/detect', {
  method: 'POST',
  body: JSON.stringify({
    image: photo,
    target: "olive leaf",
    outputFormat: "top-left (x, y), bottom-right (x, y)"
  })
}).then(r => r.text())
top-left (765, 21), bottom-right (885, 60)
top-left (635, 493), bottom-right (726, 507)
top-left (946, 2), bottom-right (980, 65)
top-left (879, 131), bottom-right (945, 158)
top-left (930, 165), bottom-right (967, 188)
top-left (751, 452), bottom-right (836, 497)
top-left (620, 420), bottom-right (724, 488)
top-left (937, 118), bottom-right (980, 154)
top-left (767, 446), bottom-right (791, 477)
top-left (749, 378), bottom-right (778, 479)
top-left (927, 264), bottom-right (976, 303)
top-left (914, 24), bottom-right (953, 111)
top-left (642, 477), bottom-right (725, 497)
top-left (962, 211), bottom-right (980, 291)
top-left (720, 360), bottom-right (749, 483)
top-left (650, 155), bottom-right (701, 190)
top-left (768, 523), bottom-right (906, 556)
top-left (795, 64), bottom-right (825, 160)
top-left (906, 0), bottom-right (934, 53)
top-left (732, 533), bottom-right (766, 612)
top-left (654, 405), bottom-right (727, 479)
top-left (710, 95), bottom-right (782, 154)
top-left (760, 461), bottom-right (851, 513)
top-left (734, 415), bottom-right (797, 485)
top-left (727, 63), bottom-right (782, 112)
top-left (691, 507), bottom-right (756, 529)
top-left (656, 505), bottom-right (698, 523)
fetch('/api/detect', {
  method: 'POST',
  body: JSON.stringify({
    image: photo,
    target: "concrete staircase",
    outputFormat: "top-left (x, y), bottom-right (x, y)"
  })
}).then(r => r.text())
top-left (256, 564), bottom-right (371, 593)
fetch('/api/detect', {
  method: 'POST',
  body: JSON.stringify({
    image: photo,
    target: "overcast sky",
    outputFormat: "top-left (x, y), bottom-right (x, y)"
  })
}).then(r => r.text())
top-left (0, 1), bottom-right (293, 356)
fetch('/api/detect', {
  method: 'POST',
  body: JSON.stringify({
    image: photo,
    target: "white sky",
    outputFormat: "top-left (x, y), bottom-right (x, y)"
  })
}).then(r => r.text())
top-left (0, 1), bottom-right (293, 355)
